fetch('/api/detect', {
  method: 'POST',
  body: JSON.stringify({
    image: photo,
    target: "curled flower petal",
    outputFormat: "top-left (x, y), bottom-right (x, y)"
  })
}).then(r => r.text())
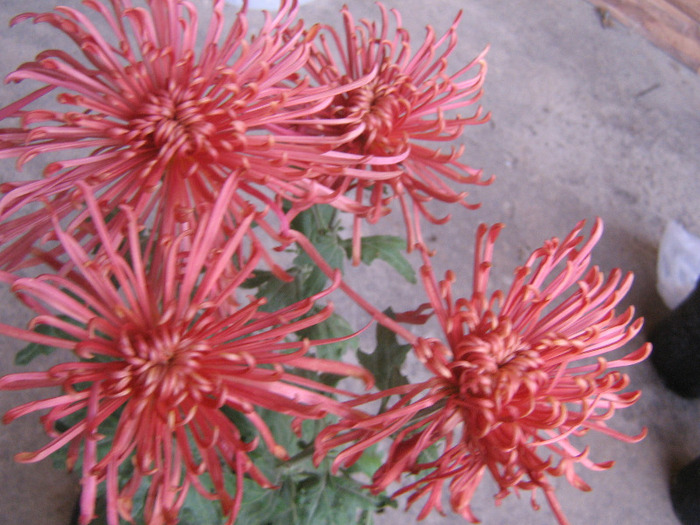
top-left (289, 3), bottom-right (493, 262)
top-left (315, 218), bottom-right (649, 524)
top-left (0, 182), bottom-right (369, 525)
top-left (0, 0), bottom-right (364, 270)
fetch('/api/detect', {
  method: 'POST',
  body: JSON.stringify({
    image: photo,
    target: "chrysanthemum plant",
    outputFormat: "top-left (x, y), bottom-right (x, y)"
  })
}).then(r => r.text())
top-left (0, 1), bottom-right (650, 524)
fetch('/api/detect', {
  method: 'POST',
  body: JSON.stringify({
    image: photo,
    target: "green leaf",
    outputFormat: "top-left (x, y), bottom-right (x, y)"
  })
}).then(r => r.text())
top-left (236, 477), bottom-right (293, 524)
top-left (178, 480), bottom-right (225, 525)
top-left (255, 269), bottom-right (304, 312)
top-left (357, 310), bottom-right (412, 392)
top-left (257, 409), bottom-right (304, 456)
top-left (318, 236), bottom-right (345, 272)
top-left (250, 233), bottom-right (345, 312)
top-left (290, 204), bottom-right (340, 241)
top-left (298, 312), bottom-right (355, 362)
top-left (220, 405), bottom-right (258, 443)
top-left (300, 265), bottom-right (329, 299)
top-left (416, 442), bottom-right (441, 465)
top-left (290, 204), bottom-right (346, 297)
top-left (346, 235), bottom-right (416, 284)
top-left (345, 445), bottom-right (383, 479)
top-left (294, 233), bottom-right (346, 296)
top-left (232, 406), bottom-right (393, 525)
top-left (288, 470), bottom-right (392, 525)
top-left (245, 205), bottom-right (347, 313)
top-left (240, 269), bottom-right (276, 289)
top-left (15, 338), bottom-right (57, 366)
top-left (295, 311), bottom-right (357, 387)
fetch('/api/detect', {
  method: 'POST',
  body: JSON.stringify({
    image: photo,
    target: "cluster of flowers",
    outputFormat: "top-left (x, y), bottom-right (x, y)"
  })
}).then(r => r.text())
top-left (0, 1), bottom-right (650, 524)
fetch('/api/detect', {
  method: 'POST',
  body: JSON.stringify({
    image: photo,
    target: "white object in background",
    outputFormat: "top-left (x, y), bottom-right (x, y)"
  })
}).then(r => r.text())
top-left (225, 0), bottom-right (316, 8)
top-left (657, 220), bottom-right (700, 310)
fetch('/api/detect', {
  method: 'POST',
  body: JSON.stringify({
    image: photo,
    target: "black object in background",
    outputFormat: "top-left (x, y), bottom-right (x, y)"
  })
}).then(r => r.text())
top-left (650, 278), bottom-right (700, 398)
top-left (672, 455), bottom-right (700, 525)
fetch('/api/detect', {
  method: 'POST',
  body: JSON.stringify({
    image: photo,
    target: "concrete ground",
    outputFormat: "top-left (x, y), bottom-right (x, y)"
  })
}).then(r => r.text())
top-left (0, 0), bottom-right (699, 524)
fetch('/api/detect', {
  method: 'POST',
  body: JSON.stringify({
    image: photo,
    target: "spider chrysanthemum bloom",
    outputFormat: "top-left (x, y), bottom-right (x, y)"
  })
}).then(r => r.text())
top-left (0, 179), bottom-right (371, 525)
top-left (315, 218), bottom-right (650, 524)
top-left (0, 0), bottom-right (363, 270)
top-left (292, 3), bottom-right (492, 262)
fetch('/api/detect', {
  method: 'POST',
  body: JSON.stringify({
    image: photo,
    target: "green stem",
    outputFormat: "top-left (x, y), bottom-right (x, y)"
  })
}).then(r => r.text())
top-left (278, 442), bottom-right (316, 474)
top-left (286, 230), bottom-right (418, 345)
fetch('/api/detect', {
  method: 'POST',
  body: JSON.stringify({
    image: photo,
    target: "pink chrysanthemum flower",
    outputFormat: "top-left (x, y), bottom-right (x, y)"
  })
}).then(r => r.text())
top-left (289, 4), bottom-right (492, 262)
top-left (0, 0), bottom-right (367, 270)
top-left (315, 218), bottom-right (650, 524)
top-left (0, 178), bottom-right (371, 525)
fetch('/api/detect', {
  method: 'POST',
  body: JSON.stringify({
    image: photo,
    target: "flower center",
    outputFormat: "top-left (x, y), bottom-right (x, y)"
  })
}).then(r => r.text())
top-left (339, 75), bottom-right (411, 155)
top-left (109, 325), bottom-right (213, 410)
top-left (451, 325), bottom-right (546, 401)
top-left (448, 325), bottom-right (549, 439)
top-left (129, 87), bottom-right (218, 160)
